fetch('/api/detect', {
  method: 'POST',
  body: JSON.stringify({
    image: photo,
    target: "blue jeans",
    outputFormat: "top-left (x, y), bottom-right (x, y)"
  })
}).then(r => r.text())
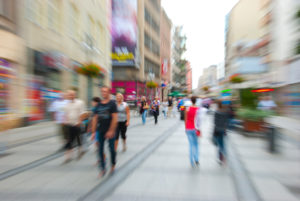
top-left (98, 132), bottom-right (116, 171)
top-left (216, 133), bottom-right (226, 160)
top-left (186, 129), bottom-right (199, 165)
top-left (142, 110), bottom-right (147, 124)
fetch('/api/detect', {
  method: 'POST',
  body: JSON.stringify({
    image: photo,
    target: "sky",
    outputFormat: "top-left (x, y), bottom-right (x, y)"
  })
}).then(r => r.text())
top-left (162, 0), bottom-right (239, 89)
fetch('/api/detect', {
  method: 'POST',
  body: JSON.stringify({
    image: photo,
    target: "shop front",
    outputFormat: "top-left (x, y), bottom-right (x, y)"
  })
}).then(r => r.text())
top-left (112, 81), bottom-right (146, 107)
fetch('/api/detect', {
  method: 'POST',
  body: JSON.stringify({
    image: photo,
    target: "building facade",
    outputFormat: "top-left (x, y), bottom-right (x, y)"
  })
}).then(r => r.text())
top-left (112, 0), bottom-right (162, 105)
top-left (160, 8), bottom-right (172, 101)
top-left (0, 0), bottom-right (26, 130)
top-left (1, 0), bottom-right (111, 127)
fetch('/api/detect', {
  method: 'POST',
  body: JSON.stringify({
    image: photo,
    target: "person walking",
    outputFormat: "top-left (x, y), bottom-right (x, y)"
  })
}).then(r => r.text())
top-left (185, 96), bottom-right (201, 167)
top-left (167, 96), bottom-right (173, 117)
top-left (172, 97), bottom-right (178, 117)
top-left (140, 96), bottom-right (149, 125)
top-left (214, 100), bottom-right (229, 165)
top-left (48, 92), bottom-right (69, 152)
top-left (151, 97), bottom-right (160, 124)
top-left (92, 86), bottom-right (118, 177)
top-left (115, 93), bottom-right (130, 152)
top-left (63, 90), bottom-right (86, 163)
top-left (162, 99), bottom-right (168, 119)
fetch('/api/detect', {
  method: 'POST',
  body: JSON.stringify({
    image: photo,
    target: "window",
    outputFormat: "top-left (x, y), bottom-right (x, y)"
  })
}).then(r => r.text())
top-left (48, 0), bottom-right (61, 31)
top-left (144, 7), bottom-right (160, 34)
top-left (0, 0), bottom-right (15, 21)
top-left (145, 58), bottom-right (160, 78)
top-left (149, 0), bottom-right (160, 12)
top-left (144, 32), bottom-right (160, 56)
top-left (96, 23), bottom-right (105, 51)
top-left (69, 3), bottom-right (79, 39)
top-left (87, 16), bottom-right (95, 41)
top-left (72, 72), bottom-right (78, 87)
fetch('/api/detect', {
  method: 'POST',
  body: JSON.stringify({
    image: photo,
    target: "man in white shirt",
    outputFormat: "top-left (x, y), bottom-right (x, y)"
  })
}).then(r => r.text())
top-left (64, 90), bottom-right (86, 162)
top-left (258, 96), bottom-right (277, 111)
top-left (48, 93), bottom-right (69, 151)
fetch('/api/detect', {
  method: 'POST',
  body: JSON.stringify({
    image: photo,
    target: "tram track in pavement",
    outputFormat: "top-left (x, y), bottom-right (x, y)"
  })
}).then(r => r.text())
top-left (0, 118), bottom-right (155, 182)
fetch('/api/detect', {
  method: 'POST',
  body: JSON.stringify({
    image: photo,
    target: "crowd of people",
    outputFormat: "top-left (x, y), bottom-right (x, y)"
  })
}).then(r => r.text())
top-left (48, 87), bottom-right (236, 178)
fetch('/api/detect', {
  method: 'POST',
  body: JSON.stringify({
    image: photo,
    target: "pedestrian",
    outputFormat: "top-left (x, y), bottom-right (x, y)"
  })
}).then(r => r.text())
top-left (172, 97), bottom-right (177, 117)
top-left (213, 100), bottom-right (229, 165)
top-left (92, 86), bottom-right (118, 177)
top-left (162, 98), bottom-right (168, 119)
top-left (115, 93), bottom-right (130, 152)
top-left (185, 96), bottom-right (201, 167)
top-left (140, 96), bottom-right (149, 125)
top-left (257, 95), bottom-right (277, 111)
top-left (167, 96), bottom-right (173, 117)
top-left (151, 96), bottom-right (160, 124)
top-left (63, 90), bottom-right (86, 163)
top-left (48, 92), bottom-right (69, 152)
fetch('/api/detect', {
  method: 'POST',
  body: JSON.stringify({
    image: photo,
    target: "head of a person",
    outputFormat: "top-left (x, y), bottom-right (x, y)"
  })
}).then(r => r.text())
top-left (101, 86), bottom-right (111, 100)
top-left (116, 93), bottom-right (124, 103)
top-left (191, 96), bottom-right (197, 105)
top-left (92, 97), bottom-right (100, 107)
top-left (67, 90), bottom-right (76, 101)
top-left (155, 96), bottom-right (159, 101)
top-left (168, 96), bottom-right (172, 100)
top-left (62, 92), bottom-right (68, 100)
top-left (141, 96), bottom-right (146, 101)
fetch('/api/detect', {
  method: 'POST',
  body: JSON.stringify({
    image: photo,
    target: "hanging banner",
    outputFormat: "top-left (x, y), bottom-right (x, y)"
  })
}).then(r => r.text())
top-left (111, 0), bottom-right (138, 67)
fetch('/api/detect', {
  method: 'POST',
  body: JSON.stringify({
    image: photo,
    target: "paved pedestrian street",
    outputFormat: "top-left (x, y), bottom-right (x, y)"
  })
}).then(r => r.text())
top-left (0, 115), bottom-right (299, 201)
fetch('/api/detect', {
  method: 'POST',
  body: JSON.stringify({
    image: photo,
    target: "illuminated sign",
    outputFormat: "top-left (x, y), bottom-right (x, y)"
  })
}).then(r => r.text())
top-left (251, 88), bottom-right (274, 93)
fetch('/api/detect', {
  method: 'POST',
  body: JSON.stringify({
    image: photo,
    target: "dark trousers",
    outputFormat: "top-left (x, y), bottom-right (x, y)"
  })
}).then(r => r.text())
top-left (153, 111), bottom-right (158, 124)
top-left (98, 132), bottom-right (116, 171)
top-left (116, 121), bottom-right (127, 140)
top-left (216, 134), bottom-right (226, 161)
top-left (65, 125), bottom-right (81, 150)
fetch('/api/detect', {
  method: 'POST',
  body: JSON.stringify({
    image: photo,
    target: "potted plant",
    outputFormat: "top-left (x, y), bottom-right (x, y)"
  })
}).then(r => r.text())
top-left (237, 108), bottom-right (274, 132)
top-left (146, 81), bottom-right (158, 89)
top-left (76, 63), bottom-right (104, 77)
top-left (230, 74), bottom-right (244, 83)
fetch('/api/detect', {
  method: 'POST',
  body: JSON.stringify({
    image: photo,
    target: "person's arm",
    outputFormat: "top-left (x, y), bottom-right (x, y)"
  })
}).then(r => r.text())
top-left (126, 104), bottom-right (130, 126)
top-left (106, 102), bottom-right (118, 139)
top-left (106, 113), bottom-right (118, 139)
top-left (91, 114), bottom-right (98, 140)
top-left (184, 108), bottom-right (188, 126)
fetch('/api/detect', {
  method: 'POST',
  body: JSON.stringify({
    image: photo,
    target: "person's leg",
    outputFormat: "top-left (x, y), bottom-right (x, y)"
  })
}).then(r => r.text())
top-left (108, 137), bottom-right (116, 173)
top-left (142, 110), bottom-right (146, 124)
top-left (186, 130), bottom-right (194, 165)
top-left (98, 133), bottom-right (106, 172)
top-left (65, 125), bottom-right (74, 162)
top-left (191, 130), bottom-right (199, 164)
top-left (121, 121), bottom-right (127, 151)
top-left (219, 134), bottom-right (226, 161)
top-left (154, 112), bottom-right (158, 124)
top-left (114, 123), bottom-right (121, 151)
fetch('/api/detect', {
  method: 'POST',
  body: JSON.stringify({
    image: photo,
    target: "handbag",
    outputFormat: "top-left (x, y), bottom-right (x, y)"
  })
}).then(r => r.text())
top-left (196, 130), bottom-right (201, 137)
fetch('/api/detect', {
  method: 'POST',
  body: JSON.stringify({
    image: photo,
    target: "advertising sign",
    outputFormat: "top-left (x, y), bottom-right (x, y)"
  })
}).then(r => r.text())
top-left (111, 0), bottom-right (138, 67)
